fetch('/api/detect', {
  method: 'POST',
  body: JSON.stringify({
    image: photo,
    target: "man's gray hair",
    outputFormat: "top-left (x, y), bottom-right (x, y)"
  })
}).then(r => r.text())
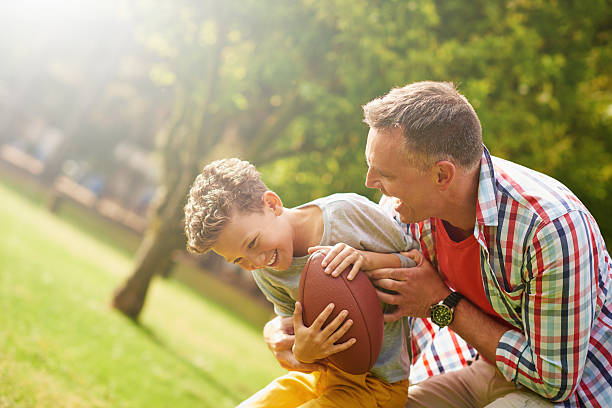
top-left (363, 81), bottom-right (483, 170)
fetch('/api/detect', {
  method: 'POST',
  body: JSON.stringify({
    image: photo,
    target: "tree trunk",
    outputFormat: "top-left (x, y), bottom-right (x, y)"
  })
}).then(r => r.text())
top-left (111, 18), bottom-right (231, 320)
top-left (111, 182), bottom-right (187, 319)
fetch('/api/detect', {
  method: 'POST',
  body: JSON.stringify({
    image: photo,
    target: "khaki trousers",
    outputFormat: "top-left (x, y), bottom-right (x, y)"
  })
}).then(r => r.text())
top-left (406, 358), bottom-right (553, 408)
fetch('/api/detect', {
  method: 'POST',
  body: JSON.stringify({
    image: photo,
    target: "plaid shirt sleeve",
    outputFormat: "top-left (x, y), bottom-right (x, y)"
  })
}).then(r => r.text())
top-left (410, 317), bottom-right (477, 384)
top-left (495, 210), bottom-right (600, 402)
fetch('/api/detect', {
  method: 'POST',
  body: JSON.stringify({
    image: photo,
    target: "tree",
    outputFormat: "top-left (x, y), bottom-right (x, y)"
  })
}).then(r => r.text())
top-left (112, 0), bottom-right (611, 319)
top-left (111, 0), bottom-right (351, 318)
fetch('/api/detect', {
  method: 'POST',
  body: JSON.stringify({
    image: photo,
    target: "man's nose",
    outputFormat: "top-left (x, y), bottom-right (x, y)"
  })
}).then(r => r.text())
top-left (365, 167), bottom-right (377, 189)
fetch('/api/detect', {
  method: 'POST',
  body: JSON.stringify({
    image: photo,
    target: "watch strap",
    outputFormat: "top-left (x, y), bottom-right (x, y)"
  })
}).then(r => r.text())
top-left (443, 291), bottom-right (463, 309)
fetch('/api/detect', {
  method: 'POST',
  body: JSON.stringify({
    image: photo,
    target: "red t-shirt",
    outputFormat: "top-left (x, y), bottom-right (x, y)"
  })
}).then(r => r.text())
top-left (433, 217), bottom-right (508, 325)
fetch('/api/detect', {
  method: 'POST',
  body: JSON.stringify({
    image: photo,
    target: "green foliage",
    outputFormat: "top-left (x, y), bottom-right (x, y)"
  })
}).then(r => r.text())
top-left (255, 0), bottom-right (611, 240)
top-left (0, 181), bottom-right (283, 407)
top-left (4, 1), bottom-right (607, 238)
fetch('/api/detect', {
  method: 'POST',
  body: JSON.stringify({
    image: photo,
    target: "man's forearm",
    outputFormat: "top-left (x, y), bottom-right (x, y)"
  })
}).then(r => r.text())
top-left (449, 298), bottom-right (509, 363)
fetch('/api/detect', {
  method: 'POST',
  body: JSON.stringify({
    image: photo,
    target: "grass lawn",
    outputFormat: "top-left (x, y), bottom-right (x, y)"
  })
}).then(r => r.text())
top-left (0, 180), bottom-right (285, 407)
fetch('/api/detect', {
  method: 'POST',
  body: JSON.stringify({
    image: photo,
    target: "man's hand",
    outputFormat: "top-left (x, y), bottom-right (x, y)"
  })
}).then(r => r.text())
top-left (263, 315), bottom-right (325, 372)
top-left (366, 255), bottom-right (451, 322)
top-left (292, 302), bottom-right (356, 363)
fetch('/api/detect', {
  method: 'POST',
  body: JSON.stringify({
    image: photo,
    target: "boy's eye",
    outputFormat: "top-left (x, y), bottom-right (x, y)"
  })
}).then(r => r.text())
top-left (248, 237), bottom-right (256, 249)
top-left (234, 257), bottom-right (242, 264)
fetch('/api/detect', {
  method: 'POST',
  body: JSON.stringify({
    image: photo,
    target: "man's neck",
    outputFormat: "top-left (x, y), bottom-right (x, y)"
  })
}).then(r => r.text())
top-left (441, 220), bottom-right (473, 242)
top-left (439, 164), bottom-right (480, 238)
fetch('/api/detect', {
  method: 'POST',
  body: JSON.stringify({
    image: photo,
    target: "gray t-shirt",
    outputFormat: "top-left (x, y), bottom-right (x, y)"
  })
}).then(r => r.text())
top-left (252, 193), bottom-right (419, 383)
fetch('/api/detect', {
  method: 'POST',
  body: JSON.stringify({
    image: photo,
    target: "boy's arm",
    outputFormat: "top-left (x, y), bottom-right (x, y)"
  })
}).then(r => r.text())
top-left (309, 243), bottom-right (422, 280)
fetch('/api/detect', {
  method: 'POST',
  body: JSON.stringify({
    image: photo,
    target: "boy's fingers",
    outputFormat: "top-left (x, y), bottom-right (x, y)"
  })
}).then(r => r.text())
top-left (311, 303), bottom-right (335, 330)
top-left (329, 247), bottom-right (361, 277)
top-left (328, 318), bottom-right (353, 344)
top-left (320, 309), bottom-right (349, 336)
top-left (327, 247), bottom-right (353, 276)
top-left (330, 259), bottom-right (351, 277)
top-left (293, 302), bottom-right (304, 328)
top-left (328, 338), bottom-right (356, 356)
top-left (322, 243), bottom-right (345, 268)
top-left (347, 262), bottom-right (361, 281)
top-left (400, 249), bottom-right (423, 265)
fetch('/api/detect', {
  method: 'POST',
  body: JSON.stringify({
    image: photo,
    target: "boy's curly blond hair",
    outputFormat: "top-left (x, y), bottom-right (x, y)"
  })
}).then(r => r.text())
top-left (184, 158), bottom-right (268, 254)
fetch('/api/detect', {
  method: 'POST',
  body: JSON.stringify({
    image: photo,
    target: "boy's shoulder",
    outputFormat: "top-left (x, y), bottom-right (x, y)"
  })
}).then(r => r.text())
top-left (308, 193), bottom-right (396, 229)
top-left (307, 193), bottom-right (376, 209)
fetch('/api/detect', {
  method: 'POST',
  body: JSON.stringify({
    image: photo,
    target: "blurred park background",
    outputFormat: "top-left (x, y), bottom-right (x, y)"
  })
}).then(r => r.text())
top-left (0, 0), bottom-right (610, 407)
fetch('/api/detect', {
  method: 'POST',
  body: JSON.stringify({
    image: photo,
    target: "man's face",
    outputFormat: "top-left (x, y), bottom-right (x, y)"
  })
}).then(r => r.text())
top-left (365, 126), bottom-right (436, 224)
top-left (212, 205), bottom-right (294, 272)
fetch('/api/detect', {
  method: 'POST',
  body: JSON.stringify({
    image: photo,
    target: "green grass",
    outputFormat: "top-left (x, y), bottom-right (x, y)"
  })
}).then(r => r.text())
top-left (0, 180), bottom-right (285, 407)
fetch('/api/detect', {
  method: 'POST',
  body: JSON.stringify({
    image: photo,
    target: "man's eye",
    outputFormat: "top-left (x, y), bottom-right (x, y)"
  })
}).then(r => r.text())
top-left (248, 238), bottom-right (256, 248)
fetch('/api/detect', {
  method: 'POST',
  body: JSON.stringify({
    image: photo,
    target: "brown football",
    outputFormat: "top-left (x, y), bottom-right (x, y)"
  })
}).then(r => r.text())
top-left (298, 251), bottom-right (384, 374)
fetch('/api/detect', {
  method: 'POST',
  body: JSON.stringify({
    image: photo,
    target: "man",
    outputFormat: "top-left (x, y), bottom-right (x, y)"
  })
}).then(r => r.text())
top-left (363, 81), bottom-right (611, 407)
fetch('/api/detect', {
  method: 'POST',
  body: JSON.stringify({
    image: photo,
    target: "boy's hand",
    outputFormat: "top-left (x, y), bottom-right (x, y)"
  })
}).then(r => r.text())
top-left (263, 315), bottom-right (327, 372)
top-left (292, 302), bottom-right (356, 364)
top-left (400, 248), bottom-right (424, 267)
top-left (308, 243), bottom-right (366, 280)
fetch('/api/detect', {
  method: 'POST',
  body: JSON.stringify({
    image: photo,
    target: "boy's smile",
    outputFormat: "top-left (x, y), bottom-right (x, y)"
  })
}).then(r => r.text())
top-left (211, 193), bottom-right (294, 272)
top-left (267, 249), bottom-right (278, 267)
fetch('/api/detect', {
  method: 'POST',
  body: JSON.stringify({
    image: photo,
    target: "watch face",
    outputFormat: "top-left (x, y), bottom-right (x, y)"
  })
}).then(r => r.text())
top-left (431, 304), bottom-right (453, 327)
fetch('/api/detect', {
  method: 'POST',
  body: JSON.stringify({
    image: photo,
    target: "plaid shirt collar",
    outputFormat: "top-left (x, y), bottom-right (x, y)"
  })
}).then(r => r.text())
top-left (475, 145), bottom-right (499, 229)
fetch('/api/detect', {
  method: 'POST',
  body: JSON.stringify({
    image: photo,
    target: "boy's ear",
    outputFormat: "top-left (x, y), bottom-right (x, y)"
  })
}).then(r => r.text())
top-left (431, 161), bottom-right (455, 191)
top-left (262, 191), bottom-right (283, 215)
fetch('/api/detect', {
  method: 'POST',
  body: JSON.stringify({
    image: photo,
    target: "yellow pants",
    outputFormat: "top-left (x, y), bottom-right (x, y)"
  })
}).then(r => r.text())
top-left (237, 365), bottom-right (409, 408)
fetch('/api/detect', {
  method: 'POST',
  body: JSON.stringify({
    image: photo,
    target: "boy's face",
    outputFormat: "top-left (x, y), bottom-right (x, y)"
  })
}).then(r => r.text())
top-left (212, 193), bottom-right (294, 272)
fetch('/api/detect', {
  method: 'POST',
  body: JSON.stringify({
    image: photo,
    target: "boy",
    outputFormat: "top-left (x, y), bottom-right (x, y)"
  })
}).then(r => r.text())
top-left (184, 158), bottom-right (418, 408)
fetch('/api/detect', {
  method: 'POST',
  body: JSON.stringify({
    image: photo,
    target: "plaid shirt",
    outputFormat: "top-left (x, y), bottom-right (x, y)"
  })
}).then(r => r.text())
top-left (408, 318), bottom-right (476, 384)
top-left (383, 146), bottom-right (612, 407)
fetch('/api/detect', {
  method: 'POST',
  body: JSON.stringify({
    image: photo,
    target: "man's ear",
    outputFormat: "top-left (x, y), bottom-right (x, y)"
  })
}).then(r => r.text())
top-left (262, 191), bottom-right (283, 215)
top-left (432, 161), bottom-right (455, 191)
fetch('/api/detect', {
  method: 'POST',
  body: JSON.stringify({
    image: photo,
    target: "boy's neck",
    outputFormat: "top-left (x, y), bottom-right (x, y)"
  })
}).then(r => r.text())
top-left (287, 205), bottom-right (324, 257)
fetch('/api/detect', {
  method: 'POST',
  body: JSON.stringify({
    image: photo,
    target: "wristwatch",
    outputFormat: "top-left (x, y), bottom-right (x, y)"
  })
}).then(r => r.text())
top-left (430, 291), bottom-right (463, 327)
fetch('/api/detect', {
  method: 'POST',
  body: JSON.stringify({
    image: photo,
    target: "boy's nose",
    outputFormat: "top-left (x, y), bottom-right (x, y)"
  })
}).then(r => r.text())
top-left (247, 252), bottom-right (266, 269)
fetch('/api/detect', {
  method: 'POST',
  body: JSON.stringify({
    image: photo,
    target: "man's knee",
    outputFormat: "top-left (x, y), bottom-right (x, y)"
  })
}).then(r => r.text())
top-left (484, 389), bottom-right (554, 408)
